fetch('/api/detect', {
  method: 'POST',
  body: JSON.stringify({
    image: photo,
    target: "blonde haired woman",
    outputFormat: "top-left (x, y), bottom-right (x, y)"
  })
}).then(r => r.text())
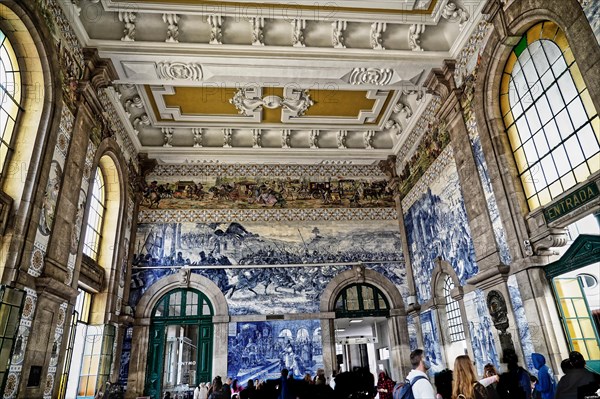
top-left (452, 355), bottom-right (488, 399)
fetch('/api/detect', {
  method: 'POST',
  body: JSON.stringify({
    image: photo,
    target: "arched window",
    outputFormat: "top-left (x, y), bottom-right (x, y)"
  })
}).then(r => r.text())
top-left (83, 167), bottom-right (105, 260)
top-left (443, 276), bottom-right (465, 342)
top-left (500, 21), bottom-right (600, 210)
top-left (334, 283), bottom-right (390, 317)
top-left (0, 29), bottom-right (21, 176)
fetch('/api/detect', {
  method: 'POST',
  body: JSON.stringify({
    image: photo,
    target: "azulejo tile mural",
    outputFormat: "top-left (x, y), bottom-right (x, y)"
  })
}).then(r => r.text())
top-left (403, 150), bottom-right (478, 303)
top-left (227, 320), bottom-right (323, 383)
top-left (464, 290), bottom-right (500, 376)
top-left (462, 74), bottom-right (512, 265)
top-left (420, 310), bottom-right (444, 373)
top-left (583, 1), bottom-right (600, 44)
top-left (507, 275), bottom-right (536, 373)
top-left (130, 221), bottom-right (406, 315)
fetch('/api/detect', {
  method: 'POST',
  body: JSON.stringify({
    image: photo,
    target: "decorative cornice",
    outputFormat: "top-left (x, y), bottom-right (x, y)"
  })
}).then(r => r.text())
top-left (138, 207), bottom-right (398, 223)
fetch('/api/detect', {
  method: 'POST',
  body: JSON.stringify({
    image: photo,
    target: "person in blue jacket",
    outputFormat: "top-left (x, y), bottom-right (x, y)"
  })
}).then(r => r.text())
top-left (531, 353), bottom-right (556, 399)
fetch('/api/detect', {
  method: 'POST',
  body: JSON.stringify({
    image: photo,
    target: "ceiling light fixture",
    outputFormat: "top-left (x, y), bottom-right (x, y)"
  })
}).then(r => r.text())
top-left (335, 328), bottom-right (346, 332)
top-left (349, 319), bottom-right (363, 323)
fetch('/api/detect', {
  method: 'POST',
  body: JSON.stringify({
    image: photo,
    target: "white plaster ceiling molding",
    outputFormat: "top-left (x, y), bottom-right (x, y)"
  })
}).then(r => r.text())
top-left (73, 0), bottom-right (484, 52)
top-left (156, 62), bottom-right (203, 81)
top-left (57, 0), bottom-right (488, 164)
top-left (98, 0), bottom-right (443, 24)
top-left (112, 56), bottom-right (433, 90)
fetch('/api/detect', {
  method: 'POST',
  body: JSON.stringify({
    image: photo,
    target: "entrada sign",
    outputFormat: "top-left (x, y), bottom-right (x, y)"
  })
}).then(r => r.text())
top-left (544, 182), bottom-right (599, 223)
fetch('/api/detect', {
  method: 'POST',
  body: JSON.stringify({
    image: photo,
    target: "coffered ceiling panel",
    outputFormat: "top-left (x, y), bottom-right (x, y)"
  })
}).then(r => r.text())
top-left (64, 0), bottom-right (487, 163)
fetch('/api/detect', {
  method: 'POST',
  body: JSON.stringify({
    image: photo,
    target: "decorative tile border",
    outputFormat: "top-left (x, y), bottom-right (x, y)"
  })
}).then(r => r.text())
top-left (5, 288), bottom-right (38, 399)
top-left (149, 162), bottom-right (386, 179)
top-left (454, 21), bottom-right (491, 87)
top-left (401, 145), bottom-right (454, 211)
top-left (138, 207), bottom-right (398, 223)
top-left (28, 106), bottom-right (74, 277)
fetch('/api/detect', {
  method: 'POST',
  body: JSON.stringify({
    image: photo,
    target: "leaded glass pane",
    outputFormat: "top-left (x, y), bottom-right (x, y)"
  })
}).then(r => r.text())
top-left (504, 29), bottom-right (600, 209)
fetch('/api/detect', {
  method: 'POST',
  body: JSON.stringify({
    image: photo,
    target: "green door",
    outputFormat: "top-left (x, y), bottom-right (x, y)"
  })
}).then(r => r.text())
top-left (144, 289), bottom-right (215, 399)
top-left (546, 234), bottom-right (600, 373)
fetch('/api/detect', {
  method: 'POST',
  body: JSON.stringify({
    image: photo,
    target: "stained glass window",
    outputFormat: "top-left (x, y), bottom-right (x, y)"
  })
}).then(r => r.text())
top-left (501, 21), bottom-right (600, 210)
top-left (83, 168), bottom-right (106, 260)
top-left (0, 30), bottom-right (21, 176)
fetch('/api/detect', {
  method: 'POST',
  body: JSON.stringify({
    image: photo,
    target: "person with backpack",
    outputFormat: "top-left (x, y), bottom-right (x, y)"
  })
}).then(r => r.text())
top-left (451, 355), bottom-right (488, 399)
top-left (395, 349), bottom-right (436, 399)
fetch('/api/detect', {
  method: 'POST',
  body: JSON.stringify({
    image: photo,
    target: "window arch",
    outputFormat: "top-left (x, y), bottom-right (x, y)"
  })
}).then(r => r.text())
top-left (83, 167), bottom-right (105, 260)
top-left (443, 276), bottom-right (465, 342)
top-left (500, 21), bottom-right (600, 210)
top-left (334, 283), bottom-right (390, 317)
top-left (0, 29), bottom-right (21, 176)
top-left (153, 288), bottom-right (214, 319)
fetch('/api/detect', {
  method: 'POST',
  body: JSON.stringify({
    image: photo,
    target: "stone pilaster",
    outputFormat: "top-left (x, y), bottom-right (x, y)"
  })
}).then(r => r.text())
top-left (425, 60), bottom-right (506, 278)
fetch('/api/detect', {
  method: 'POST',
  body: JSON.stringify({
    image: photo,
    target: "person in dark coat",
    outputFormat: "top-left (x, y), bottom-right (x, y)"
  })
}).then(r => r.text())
top-left (240, 379), bottom-right (256, 399)
top-left (496, 349), bottom-right (531, 399)
top-left (555, 351), bottom-right (600, 399)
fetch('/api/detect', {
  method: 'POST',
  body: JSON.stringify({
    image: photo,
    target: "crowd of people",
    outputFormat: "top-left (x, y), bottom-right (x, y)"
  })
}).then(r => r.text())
top-left (183, 348), bottom-right (599, 399)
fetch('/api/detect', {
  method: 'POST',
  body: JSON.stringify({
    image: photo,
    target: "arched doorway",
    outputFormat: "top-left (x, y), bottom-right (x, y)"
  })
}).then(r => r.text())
top-left (320, 265), bottom-right (411, 381)
top-left (145, 288), bottom-right (214, 399)
top-left (333, 283), bottom-right (391, 375)
top-left (546, 233), bottom-right (600, 372)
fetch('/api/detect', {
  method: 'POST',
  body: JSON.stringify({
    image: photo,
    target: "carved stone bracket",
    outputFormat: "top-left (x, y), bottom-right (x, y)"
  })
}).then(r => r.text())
top-left (163, 13), bottom-right (180, 43)
top-left (309, 130), bottom-right (320, 149)
top-left (370, 22), bottom-right (387, 50)
top-left (291, 19), bottom-right (307, 47)
top-left (336, 130), bottom-right (348, 149)
top-left (250, 17), bottom-right (265, 46)
top-left (332, 20), bottom-right (347, 48)
top-left (223, 128), bottom-right (233, 147)
top-left (119, 11), bottom-right (136, 41)
top-left (281, 129), bottom-right (291, 148)
top-left (363, 130), bottom-right (376, 149)
top-left (208, 15), bottom-right (223, 44)
top-left (409, 24), bottom-right (426, 51)
top-left (192, 128), bottom-right (203, 147)
top-left (252, 128), bottom-right (262, 148)
top-left (162, 127), bottom-right (174, 147)
top-left (442, 1), bottom-right (470, 31)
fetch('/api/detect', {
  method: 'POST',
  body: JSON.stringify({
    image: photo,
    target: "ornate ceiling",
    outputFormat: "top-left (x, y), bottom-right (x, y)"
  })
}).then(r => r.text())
top-left (66, 0), bottom-right (486, 163)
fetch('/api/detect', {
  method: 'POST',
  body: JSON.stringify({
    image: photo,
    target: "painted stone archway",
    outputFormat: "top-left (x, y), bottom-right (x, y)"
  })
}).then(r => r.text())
top-left (125, 273), bottom-right (229, 399)
top-left (319, 264), bottom-right (412, 380)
